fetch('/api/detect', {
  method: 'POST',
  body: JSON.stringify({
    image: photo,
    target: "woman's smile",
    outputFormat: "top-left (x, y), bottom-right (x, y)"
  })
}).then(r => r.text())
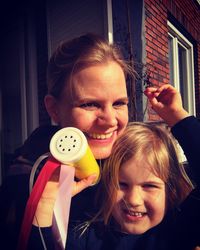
top-left (53, 61), bottom-right (128, 159)
top-left (88, 131), bottom-right (114, 139)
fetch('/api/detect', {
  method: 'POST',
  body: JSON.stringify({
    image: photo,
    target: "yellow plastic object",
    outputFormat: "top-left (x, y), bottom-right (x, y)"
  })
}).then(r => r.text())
top-left (49, 127), bottom-right (100, 184)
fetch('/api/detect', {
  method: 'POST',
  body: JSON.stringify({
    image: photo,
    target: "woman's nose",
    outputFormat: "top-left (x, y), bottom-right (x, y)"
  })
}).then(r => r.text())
top-left (97, 106), bottom-right (117, 127)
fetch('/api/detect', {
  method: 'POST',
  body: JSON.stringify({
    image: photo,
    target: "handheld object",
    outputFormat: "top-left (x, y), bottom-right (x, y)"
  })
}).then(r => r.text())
top-left (18, 127), bottom-right (100, 250)
top-left (50, 127), bottom-right (100, 183)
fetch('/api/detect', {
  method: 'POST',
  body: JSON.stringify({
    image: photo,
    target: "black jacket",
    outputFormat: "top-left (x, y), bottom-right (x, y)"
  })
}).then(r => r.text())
top-left (1, 116), bottom-right (200, 249)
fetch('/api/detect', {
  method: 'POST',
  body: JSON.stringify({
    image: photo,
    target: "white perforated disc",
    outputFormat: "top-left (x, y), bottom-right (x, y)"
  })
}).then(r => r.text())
top-left (50, 127), bottom-right (88, 164)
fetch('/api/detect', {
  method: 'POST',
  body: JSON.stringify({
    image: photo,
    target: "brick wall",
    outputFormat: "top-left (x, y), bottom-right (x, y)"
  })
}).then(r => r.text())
top-left (164, 0), bottom-right (200, 118)
top-left (144, 0), bottom-right (169, 121)
top-left (164, 0), bottom-right (200, 42)
top-left (144, 0), bottom-right (200, 120)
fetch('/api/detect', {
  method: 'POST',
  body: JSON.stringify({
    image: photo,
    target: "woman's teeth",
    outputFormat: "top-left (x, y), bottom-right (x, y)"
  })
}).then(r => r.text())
top-left (89, 132), bottom-right (113, 139)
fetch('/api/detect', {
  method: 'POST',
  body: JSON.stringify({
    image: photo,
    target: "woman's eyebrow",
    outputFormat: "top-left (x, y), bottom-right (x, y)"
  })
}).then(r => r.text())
top-left (116, 97), bottom-right (129, 102)
top-left (74, 96), bottom-right (129, 104)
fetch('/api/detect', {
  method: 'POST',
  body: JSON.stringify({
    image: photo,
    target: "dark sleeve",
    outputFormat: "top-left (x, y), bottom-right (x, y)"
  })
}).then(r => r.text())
top-left (28, 226), bottom-right (55, 250)
top-left (177, 187), bottom-right (200, 248)
top-left (66, 222), bottom-right (87, 250)
top-left (171, 116), bottom-right (200, 183)
top-left (28, 223), bottom-right (88, 250)
top-left (0, 174), bottom-right (30, 250)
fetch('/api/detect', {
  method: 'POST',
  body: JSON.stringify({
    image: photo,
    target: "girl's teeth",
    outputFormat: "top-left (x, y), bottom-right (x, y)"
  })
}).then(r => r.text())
top-left (129, 211), bottom-right (143, 217)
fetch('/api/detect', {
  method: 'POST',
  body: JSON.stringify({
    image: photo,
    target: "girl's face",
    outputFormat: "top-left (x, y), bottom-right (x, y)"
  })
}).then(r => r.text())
top-left (112, 156), bottom-right (166, 234)
top-left (49, 61), bottom-right (128, 159)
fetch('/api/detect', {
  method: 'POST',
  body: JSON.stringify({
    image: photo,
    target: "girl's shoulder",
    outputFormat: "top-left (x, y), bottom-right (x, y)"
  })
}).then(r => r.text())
top-left (66, 221), bottom-right (106, 250)
top-left (164, 187), bottom-right (200, 248)
top-left (66, 221), bottom-right (161, 250)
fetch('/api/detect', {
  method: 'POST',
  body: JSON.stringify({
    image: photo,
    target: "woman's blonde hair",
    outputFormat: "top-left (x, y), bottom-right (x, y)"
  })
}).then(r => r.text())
top-left (98, 122), bottom-right (193, 225)
top-left (47, 33), bottom-right (135, 99)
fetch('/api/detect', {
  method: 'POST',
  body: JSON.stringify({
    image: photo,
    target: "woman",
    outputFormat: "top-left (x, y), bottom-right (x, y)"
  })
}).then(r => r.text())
top-left (0, 33), bottom-right (135, 250)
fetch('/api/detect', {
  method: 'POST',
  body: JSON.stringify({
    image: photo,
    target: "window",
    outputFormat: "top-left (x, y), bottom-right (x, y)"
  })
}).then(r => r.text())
top-left (168, 21), bottom-right (196, 115)
top-left (46, 0), bottom-right (108, 56)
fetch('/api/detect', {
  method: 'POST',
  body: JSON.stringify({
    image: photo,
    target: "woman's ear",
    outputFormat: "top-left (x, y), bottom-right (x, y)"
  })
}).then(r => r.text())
top-left (44, 95), bottom-right (60, 124)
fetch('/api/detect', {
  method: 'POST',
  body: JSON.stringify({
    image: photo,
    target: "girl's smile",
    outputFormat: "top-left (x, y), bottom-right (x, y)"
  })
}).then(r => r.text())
top-left (122, 208), bottom-right (148, 221)
top-left (112, 156), bottom-right (166, 234)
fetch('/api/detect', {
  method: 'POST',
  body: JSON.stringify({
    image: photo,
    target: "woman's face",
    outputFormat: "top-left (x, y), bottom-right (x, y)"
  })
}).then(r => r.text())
top-left (112, 156), bottom-right (166, 234)
top-left (48, 61), bottom-right (128, 159)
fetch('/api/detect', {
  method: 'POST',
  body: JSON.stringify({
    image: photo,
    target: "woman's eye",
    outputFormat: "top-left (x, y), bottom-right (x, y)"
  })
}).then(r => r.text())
top-left (80, 103), bottom-right (99, 109)
top-left (113, 101), bottom-right (128, 108)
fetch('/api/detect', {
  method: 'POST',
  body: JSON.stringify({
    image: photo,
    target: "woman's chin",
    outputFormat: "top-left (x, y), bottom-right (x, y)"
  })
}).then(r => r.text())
top-left (92, 147), bottom-right (112, 160)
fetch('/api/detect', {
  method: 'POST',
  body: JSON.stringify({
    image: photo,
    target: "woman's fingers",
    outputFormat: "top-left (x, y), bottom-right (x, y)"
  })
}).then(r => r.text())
top-left (72, 174), bottom-right (97, 197)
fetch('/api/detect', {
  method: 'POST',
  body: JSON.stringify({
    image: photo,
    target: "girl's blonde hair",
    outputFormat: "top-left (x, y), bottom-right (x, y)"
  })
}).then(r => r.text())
top-left (47, 33), bottom-right (135, 99)
top-left (99, 122), bottom-right (193, 225)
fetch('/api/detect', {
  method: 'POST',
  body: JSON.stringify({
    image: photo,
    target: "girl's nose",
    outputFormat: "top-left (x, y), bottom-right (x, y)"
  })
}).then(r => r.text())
top-left (97, 106), bottom-right (117, 127)
top-left (125, 187), bottom-right (144, 207)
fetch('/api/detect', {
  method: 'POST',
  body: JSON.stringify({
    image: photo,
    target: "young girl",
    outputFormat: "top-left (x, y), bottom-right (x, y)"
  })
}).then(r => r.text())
top-left (66, 85), bottom-right (200, 250)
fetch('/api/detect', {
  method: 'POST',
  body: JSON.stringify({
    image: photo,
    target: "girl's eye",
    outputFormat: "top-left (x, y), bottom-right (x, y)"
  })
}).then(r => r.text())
top-left (143, 183), bottom-right (159, 189)
top-left (119, 182), bottom-right (128, 190)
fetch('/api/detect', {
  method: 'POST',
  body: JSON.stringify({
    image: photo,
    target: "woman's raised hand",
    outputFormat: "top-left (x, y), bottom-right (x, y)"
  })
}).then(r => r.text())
top-left (33, 167), bottom-right (96, 227)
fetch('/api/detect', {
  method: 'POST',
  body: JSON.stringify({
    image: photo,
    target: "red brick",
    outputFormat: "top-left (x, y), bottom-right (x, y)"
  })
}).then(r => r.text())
top-left (144, 0), bottom-right (200, 120)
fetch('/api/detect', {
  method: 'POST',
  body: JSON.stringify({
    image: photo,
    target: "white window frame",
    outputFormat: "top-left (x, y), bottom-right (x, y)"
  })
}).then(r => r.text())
top-left (20, 16), bottom-right (39, 141)
top-left (106, 0), bottom-right (113, 44)
top-left (168, 21), bottom-right (196, 115)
